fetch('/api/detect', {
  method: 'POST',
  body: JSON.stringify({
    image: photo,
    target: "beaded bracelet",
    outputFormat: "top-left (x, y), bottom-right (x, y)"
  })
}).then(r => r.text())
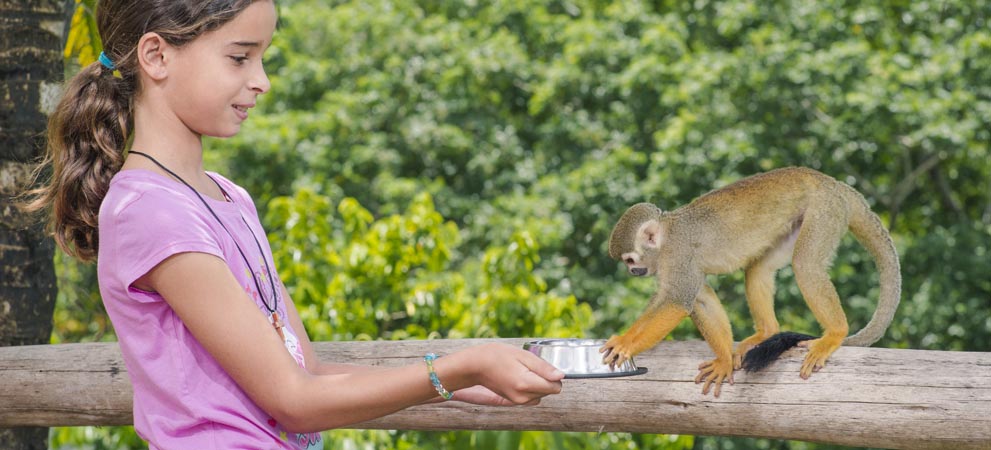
top-left (423, 353), bottom-right (454, 400)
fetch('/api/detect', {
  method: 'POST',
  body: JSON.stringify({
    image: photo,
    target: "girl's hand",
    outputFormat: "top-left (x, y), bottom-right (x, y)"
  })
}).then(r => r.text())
top-left (452, 343), bottom-right (564, 405)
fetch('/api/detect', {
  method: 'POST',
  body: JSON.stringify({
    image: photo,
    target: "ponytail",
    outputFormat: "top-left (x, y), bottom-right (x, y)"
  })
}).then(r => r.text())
top-left (23, 61), bottom-right (133, 262)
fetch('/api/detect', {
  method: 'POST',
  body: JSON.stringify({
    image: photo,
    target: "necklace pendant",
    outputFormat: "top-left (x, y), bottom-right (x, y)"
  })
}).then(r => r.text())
top-left (270, 312), bottom-right (286, 341)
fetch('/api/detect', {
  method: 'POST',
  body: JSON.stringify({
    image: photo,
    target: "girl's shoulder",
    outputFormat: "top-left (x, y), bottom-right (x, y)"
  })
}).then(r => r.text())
top-left (105, 169), bottom-right (253, 208)
top-left (98, 170), bottom-right (229, 283)
top-left (104, 169), bottom-right (203, 214)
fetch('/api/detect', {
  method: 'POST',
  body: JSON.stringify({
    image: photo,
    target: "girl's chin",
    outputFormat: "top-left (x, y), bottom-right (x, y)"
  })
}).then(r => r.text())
top-left (200, 124), bottom-right (242, 139)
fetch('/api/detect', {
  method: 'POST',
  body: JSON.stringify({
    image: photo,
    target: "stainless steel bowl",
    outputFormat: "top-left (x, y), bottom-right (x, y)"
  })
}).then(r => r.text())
top-left (523, 338), bottom-right (648, 379)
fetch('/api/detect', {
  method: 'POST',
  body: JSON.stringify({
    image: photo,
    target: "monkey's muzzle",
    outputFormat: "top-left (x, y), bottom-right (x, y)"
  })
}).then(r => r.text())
top-left (524, 339), bottom-right (648, 379)
top-left (630, 267), bottom-right (648, 276)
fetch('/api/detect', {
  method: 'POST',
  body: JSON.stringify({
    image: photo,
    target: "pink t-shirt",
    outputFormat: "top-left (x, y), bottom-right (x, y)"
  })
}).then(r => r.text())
top-left (97, 169), bottom-right (323, 450)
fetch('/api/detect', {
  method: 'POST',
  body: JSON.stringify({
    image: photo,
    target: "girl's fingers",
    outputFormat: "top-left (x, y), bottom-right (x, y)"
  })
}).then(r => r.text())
top-left (517, 350), bottom-right (566, 382)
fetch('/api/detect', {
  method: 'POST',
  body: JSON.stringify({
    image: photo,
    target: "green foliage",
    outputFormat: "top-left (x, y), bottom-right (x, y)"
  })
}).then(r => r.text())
top-left (265, 188), bottom-right (593, 341)
top-left (63, 0), bottom-right (101, 68)
top-left (310, 429), bottom-right (693, 450)
top-left (53, 0), bottom-right (990, 449)
top-left (50, 251), bottom-right (109, 344)
top-left (48, 426), bottom-right (145, 450)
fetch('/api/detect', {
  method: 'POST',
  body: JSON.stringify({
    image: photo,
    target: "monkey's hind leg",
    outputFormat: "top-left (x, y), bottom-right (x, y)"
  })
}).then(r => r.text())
top-left (791, 201), bottom-right (850, 379)
top-left (692, 285), bottom-right (735, 397)
top-left (734, 261), bottom-right (786, 369)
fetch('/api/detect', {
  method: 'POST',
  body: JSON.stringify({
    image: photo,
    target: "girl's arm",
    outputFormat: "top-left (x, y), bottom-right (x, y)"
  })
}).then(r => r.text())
top-left (281, 284), bottom-right (525, 406)
top-left (140, 252), bottom-right (564, 433)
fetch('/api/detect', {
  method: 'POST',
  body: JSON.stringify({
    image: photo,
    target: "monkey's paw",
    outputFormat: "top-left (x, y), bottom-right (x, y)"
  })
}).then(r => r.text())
top-left (599, 335), bottom-right (636, 367)
top-left (695, 358), bottom-right (734, 397)
top-left (797, 336), bottom-right (842, 379)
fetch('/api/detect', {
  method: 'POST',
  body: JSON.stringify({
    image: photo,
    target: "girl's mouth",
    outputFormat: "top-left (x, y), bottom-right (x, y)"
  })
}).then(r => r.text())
top-left (233, 104), bottom-right (250, 120)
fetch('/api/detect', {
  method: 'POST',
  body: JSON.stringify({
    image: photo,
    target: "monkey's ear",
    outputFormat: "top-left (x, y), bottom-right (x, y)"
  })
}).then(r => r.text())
top-left (639, 219), bottom-right (665, 249)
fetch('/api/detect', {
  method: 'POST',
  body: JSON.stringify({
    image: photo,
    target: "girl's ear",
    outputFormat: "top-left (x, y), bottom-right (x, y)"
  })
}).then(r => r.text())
top-left (136, 32), bottom-right (169, 81)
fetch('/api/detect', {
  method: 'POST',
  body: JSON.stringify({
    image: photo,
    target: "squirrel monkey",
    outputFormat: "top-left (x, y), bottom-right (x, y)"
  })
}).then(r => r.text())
top-left (600, 167), bottom-right (901, 397)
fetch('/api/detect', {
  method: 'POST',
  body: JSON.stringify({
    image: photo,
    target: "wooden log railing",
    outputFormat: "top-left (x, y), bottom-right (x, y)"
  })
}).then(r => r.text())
top-left (1, 339), bottom-right (989, 449)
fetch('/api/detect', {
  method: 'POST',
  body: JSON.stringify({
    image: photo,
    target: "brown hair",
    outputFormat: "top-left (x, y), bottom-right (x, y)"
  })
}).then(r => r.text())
top-left (24, 0), bottom-right (262, 262)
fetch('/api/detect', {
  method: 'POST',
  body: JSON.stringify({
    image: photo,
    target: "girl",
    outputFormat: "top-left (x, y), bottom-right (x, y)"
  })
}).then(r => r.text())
top-left (25, 1), bottom-right (564, 448)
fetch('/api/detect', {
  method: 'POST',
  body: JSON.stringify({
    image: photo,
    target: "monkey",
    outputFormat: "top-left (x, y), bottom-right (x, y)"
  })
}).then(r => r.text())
top-left (599, 167), bottom-right (901, 397)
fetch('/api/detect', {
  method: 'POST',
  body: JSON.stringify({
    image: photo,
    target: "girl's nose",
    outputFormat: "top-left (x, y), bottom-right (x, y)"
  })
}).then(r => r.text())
top-left (250, 64), bottom-right (271, 94)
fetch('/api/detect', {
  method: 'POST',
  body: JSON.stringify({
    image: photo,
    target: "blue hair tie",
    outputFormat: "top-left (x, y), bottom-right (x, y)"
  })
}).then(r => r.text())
top-left (98, 51), bottom-right (116, 70)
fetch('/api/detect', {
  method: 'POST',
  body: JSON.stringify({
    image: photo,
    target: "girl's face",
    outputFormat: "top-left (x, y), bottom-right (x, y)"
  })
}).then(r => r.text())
top-left (165, 1), bottom-right (277, 138)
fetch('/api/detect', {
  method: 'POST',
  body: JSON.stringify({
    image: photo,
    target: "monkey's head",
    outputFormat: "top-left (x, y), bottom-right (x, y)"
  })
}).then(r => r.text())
top-left (608, 203), bottom-right (665, 277)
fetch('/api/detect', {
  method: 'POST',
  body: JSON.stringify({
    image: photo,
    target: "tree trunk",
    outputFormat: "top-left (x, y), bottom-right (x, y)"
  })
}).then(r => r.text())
top-left (0, 0), bottom-right (63, 448)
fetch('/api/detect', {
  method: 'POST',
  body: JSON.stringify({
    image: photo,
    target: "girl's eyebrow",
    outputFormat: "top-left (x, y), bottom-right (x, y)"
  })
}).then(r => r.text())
top-left (228, 41), bottom-right (262, 48)
top-left (227, 40), bottom-right (272, 51)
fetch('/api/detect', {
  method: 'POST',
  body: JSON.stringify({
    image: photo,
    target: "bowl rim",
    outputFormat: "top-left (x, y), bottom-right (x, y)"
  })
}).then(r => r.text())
top-left (523, 338), bottom-right (607, 348)
top-left (522, 338), bottom-right (649, 379)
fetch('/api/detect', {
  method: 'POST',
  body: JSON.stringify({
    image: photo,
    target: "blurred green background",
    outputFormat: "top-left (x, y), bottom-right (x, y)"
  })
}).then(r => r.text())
top-left (52, 0), bottom-right (989, 449)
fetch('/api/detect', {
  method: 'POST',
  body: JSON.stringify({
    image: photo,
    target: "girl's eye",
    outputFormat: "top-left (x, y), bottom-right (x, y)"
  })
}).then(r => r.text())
top-left (230, 56), bottom-right (248, 65)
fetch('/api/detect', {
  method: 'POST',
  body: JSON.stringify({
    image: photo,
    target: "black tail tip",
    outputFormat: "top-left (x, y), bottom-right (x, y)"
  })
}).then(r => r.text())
top-left (741, 332), bottom-right (816, 372)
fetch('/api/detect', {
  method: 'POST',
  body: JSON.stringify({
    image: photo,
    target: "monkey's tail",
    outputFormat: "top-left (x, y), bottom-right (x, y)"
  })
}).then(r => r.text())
top-left (741, 332), bottom-right (816, 372)
top-left (843, 188), bottom-right (902, 347)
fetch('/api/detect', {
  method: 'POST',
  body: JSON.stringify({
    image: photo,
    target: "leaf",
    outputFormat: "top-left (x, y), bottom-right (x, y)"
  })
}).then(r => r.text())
top-left (64, 0), bottom-right (102, 67)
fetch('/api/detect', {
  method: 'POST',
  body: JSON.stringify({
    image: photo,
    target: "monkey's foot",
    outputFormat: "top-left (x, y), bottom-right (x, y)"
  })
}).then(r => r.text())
top-left (796, 335), bottom-right (843, 379)
top-left (733, 333), bottom-right (773, 369)
top-left (695, 358), bottom-right (734, 397)
top-left (599, 334), bottom-right (638, 367)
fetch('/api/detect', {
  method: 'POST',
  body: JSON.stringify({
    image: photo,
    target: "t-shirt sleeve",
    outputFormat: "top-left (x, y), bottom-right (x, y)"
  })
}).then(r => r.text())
top-left (105, 189), bottom-right (225, 299)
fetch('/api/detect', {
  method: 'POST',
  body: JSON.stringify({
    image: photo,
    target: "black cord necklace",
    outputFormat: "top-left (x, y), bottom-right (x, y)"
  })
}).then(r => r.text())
top-left (128, 151), bottom-right (287, 338)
